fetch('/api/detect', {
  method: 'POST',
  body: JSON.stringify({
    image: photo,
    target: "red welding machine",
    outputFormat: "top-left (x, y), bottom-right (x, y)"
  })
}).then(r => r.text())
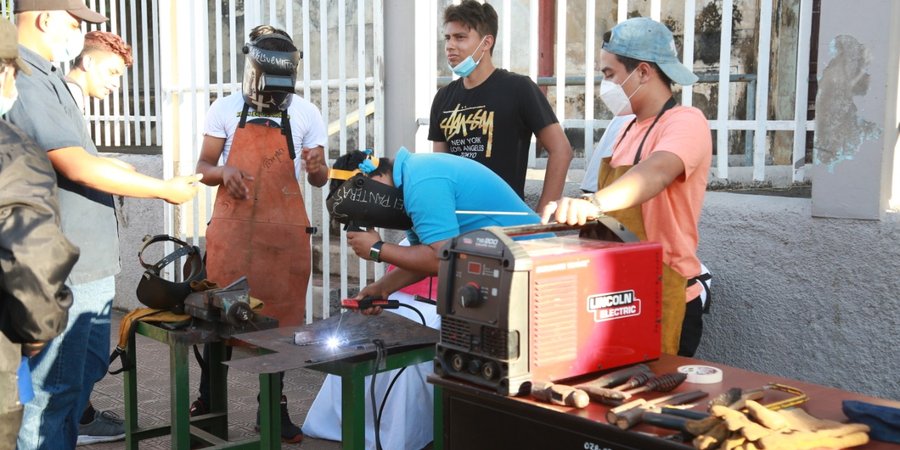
top-left (434, 219), bottom-right (662, 395)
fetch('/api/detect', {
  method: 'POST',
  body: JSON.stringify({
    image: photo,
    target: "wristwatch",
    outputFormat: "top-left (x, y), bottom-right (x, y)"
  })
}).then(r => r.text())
top-left (369, 241), bottom-right (384, 262)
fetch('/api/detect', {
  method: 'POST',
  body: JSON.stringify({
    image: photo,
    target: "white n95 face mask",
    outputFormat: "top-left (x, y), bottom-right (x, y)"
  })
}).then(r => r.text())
top-left (0, 92), bottom-right (17, 116)
top-left (599, 70), bottom-right (641, 116)
top-left (51, 28), bottom-right (85, 63)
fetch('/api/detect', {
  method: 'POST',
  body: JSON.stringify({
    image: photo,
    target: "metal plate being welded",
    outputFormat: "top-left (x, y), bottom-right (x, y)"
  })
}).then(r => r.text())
top-left (225, 311), bottom-right (438, 374)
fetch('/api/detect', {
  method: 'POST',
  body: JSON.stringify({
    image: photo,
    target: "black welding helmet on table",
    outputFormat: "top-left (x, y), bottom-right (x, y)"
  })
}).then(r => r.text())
top-left (135, 234), bottom-right (206, 311)
top-left (325, 149), bottom-right (413, 231)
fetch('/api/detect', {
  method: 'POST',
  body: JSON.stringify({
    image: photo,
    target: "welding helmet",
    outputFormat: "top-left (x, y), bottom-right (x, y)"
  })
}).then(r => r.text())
top-left (326, 150), bottom-right (413, 231)
top-left (135, 235), bottom-right (206, 310)
top-left (241, 33), bottom-right (300, 113)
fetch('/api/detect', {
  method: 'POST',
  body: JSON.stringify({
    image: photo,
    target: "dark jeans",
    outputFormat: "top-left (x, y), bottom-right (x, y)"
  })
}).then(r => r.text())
top-left (677, 296), bottom-right (704, 357)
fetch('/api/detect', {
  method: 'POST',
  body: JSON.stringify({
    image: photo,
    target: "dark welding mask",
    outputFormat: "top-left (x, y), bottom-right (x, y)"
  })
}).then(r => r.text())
top-left (241, 33), bottom-right (300, 113)
top-left (325, 150), bottom-right (413, 231)
top-left (135, 235), bottom-right (206, 310)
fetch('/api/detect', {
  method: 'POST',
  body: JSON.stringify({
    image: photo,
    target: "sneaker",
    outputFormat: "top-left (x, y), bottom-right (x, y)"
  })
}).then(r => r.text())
top-left (76, 410), bottom-right (126, 445)
top-left (255, 395), bottom-right (303, 444)
top-left (189, 398), bottom-right (209, 417)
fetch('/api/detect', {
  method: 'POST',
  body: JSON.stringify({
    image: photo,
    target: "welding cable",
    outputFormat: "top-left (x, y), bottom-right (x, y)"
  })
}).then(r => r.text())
top-left (398, 303), bottom-right (426, 325)
top-left (371, 339), bottom-right (387, 450)
top-left (370, 305), bottom-right (428, 450)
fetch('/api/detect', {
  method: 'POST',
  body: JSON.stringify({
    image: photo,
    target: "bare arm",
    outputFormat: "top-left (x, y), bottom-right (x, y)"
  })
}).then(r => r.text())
top-left (432, 141), bottom-right (449, 153)
top-left (48, 147), bottom-right (200, 204)
top-left (347, 229), bottom-right (446, 276)
top-left (542, 151), bottom-right (684, 225)
top-left (534, 123), bottom-right (574, 212)
top-left (195, 135), bottom-right (255, 199)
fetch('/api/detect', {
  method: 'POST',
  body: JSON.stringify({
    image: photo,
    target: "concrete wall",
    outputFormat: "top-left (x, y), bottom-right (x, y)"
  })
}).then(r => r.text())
top-left (696, 192), bottom-right (900, 400)
top-left (110, 153), bottom-right (166, 311)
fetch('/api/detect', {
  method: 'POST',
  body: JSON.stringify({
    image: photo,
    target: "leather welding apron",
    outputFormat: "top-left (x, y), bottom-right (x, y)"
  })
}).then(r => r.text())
top-left (205, 122), bottom-right (310, 327)
top-left (597, 98), bottom-right (686, 354)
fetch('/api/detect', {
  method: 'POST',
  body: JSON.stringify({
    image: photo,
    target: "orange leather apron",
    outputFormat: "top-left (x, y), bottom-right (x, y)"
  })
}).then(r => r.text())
top-left (205, 122), bottom-right (310, 327)
top-left (597, 98), bottom-right (686, 354)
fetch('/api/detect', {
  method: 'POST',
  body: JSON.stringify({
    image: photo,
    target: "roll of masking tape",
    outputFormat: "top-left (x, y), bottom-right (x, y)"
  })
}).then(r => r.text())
top-left (677, 364), bottom-right (723, 384)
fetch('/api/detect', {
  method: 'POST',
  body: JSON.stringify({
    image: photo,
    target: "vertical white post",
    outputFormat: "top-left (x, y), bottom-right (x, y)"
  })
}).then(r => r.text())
top-left (584, 0), bottom-right (595, 160)
top-left (753, 0), bottom-right (773, 181)
top-left (373, 0), bottom-right (385, 280)
top-left (528, 0), bottom-right (538, 168)
top-left (681, 0), bottom-right (696, 107)
top-left (555, 0), bottom-right (567, 123)
top-left (158, 0), bottom-right (207, 239)
top-left (791, 0), bottom-right (813, 183)
top-left (414, 1), bottom-right (437, 154)
top-left (502, 0), bottom-right (511, 70)
top-left (617, 0), bottom-right (627, 24)
top-left (650, 0), bottom-right (661, 21)
top-left (716, 0), bottom-right (733, 180)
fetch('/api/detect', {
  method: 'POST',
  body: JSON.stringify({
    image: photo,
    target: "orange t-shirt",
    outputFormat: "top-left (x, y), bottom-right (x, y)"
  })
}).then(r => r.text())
top-left (610, 106), bottom-right (712, 300)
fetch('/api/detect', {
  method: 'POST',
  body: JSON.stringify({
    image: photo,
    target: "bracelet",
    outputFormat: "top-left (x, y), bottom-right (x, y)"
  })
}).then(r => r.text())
top-left (580, 194), bottom-right (605, 215)
top-left (369, 241), bottom-right (384, 263)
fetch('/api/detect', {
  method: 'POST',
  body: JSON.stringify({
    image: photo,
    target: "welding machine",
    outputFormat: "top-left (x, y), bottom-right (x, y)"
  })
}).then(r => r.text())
top-left (434, 219), bottom-right (662, 396)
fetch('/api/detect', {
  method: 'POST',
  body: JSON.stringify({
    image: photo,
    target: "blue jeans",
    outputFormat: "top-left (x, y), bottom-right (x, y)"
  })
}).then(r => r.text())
top-left (17, 276), bottom-right (114, 450)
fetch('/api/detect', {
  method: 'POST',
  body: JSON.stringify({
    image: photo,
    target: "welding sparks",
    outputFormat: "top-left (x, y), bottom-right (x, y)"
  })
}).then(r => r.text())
top-left (326, 335), bottom-right (342, 350)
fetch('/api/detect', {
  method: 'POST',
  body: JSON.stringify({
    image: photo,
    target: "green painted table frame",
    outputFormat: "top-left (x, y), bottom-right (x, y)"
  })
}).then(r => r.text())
top-left (306, 344), bottom-right (436, 450)
top-left (123, 321), bottom-right (282, 449)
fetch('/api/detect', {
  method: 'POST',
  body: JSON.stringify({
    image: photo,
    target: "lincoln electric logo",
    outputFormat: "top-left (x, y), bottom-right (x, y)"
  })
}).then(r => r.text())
top-left (587, 290), bottom-right (641, 322)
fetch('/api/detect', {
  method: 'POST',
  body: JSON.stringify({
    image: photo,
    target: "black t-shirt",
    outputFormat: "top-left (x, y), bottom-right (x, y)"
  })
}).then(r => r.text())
top-left (428, 69), bottom-right (558, 197)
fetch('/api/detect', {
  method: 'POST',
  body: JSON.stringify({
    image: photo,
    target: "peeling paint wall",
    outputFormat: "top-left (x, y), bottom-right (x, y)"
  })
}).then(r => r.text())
top-left (814, 36), bottom-right (880, 171)
top-left (810, 0), bottom-right (899, 219)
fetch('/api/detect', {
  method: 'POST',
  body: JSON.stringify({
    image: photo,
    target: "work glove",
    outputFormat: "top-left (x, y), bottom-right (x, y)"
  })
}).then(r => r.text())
top-left (693, 400), bottom-right (870, 450)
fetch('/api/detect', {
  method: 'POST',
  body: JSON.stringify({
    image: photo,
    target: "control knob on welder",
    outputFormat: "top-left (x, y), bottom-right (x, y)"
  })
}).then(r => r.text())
top-left (458, 282), bottom-right (483, 308)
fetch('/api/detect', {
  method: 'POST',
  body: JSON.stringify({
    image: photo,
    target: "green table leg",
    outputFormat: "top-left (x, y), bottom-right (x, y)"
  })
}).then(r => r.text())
top-left (341, 364), bottom-right (368, 450)
top-left (170, 341), bottom-right (191, 449)
top-left (258, 372), bottom-right (281, 449)
top-left (124, 328), bottom-right (139, 450)
top-left (433, 385), bottom-right (444, 450)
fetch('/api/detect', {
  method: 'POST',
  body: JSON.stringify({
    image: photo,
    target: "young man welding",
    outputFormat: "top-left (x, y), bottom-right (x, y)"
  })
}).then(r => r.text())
top-left (303, 148), bottom-right (540, 450)
top-left (542, 17), bottom-right (712, 357)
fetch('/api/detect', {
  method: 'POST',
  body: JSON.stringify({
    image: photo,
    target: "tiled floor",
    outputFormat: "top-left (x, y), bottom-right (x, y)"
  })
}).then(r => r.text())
top-left (82, 308), bottom-right (341, 449)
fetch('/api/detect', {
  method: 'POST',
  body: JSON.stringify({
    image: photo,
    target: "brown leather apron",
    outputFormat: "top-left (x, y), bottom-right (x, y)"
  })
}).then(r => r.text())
top-left (205, 122), bottom-right (310, 327)
top-left (597, 98), bottom-right (686, 354)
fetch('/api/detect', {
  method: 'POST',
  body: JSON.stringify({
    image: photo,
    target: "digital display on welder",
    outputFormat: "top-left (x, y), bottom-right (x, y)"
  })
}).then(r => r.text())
top-left (467, 262), bottom-right (482, 275)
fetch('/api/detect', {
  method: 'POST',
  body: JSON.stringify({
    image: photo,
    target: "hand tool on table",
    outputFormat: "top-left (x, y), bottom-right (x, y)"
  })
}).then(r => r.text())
top-left (341, 296), bottom-right (401, 310)
top-left (530, 380), bottom-right (590, 408)
top-left (586, 372), bottom-right (688, 406)
top-left (607, 389), bottom-right (709, 430)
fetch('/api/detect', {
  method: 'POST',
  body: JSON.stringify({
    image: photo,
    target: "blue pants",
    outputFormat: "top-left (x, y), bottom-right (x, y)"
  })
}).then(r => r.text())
top-left (17, 276), bottom-right (114, 450)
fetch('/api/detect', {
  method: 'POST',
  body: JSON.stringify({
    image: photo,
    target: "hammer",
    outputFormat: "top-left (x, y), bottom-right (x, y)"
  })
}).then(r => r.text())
top-left (530, 380), bottom-right (590, 409)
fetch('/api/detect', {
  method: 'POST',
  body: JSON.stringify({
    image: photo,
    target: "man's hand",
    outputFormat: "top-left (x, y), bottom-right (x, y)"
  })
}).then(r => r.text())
top-left (540, 197), bottom-right (600, 225)
top-left (356, 282), bottom-right (389, 316)
top-left (161, 174), bottom-right (203, 205)
top-left (347, 229), bottom-right (382, 260)
top-left (222, 166), bottom-right (254, 199)
top-left (301, 147), bottom-right (327, 175)
top-left (301, 146), bottom-right (329, 187)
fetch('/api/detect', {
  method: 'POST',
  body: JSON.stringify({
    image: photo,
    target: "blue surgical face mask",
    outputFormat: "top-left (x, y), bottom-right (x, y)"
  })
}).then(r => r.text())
top-left (448, 35), bottom-right (489, 78)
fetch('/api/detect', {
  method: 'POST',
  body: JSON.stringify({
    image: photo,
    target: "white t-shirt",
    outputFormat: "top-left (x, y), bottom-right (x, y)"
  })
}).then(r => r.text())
top-left (203, 91), bottom-right (328, 180)
top-left (581, 114), bottom-right (634, 192)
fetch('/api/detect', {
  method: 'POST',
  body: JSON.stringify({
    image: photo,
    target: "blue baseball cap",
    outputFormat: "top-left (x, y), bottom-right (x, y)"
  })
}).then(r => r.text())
top-left (603, 17), bottom-right (698, 86)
